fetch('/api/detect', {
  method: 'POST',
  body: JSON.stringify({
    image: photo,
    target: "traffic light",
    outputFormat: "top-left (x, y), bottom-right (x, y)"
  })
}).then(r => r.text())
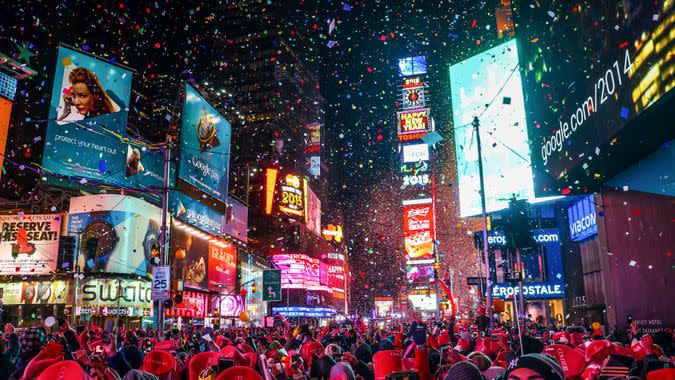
top-left (503, 198), bottom-right (536, 249)
top-left (251, 282), bottom-right (257, 294)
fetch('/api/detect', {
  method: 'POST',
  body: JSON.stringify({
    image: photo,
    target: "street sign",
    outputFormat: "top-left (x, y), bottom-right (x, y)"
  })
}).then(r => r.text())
top-left (505, 271), bottom-right (522, 282)
top-left (151, 265), bottom-right (170, 301)
top-left (263, 269), bottom-right (282, 301)
top-left (466, 277), bottom-right (487, 287)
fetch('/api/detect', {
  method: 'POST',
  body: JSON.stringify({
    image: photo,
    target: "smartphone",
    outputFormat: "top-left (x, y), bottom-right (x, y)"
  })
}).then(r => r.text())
top-left (217, 358), bottom-right (235, 373)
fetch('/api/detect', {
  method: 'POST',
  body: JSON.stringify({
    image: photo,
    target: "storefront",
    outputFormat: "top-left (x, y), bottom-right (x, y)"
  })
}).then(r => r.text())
top-left (0, 279), bottom-right (71, 327)
top-left (76, 277), bottom-right (153, 329)
top-left (487, 227), bottom-right (566, 327)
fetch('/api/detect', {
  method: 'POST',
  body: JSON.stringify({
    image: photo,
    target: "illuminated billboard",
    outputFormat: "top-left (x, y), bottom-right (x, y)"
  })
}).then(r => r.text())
top-left (0, 214), bottom-right (61, 275)
top-left (179, 84), bottom-right (232, 204)
top-left (398, 56), bottom-right (427, 77)
top-left (305, 123), bottom-right (321, 154)
top-left (271, 252), bottom-right (321, 290)
top-left (401, 143), bottom-right (429, 163)
top-left (321, 252), bottom-right (346, 294)
top-left (408, 288), bottom-right (437, 311)
top-left (402, 198), bottom-right (435, 264)
top-left (402, 87), bottom-right (425, 109)
top-left (374, 297), bottom-right (394, 317)
top-left (406, 265), bottom-right (435, 283)
top-left (397, 108), bottom-right (431, 137)
top-left (264, 169), bottom-right (307, 220)
top-left (450, 39), bottom-right (537, 217)
top-left (68, 194), bottom-right (160, 276)
top-left (515, 1), bottom-right (675, 194)
top-left (43, 46), bottom-right (164, 192)
top-left (207, 240), bottom-right (236, 290)
top-left (306, 186), bottom-right (321, 236)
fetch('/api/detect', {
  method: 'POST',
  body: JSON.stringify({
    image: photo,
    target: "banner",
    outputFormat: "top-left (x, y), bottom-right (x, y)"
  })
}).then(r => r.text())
top-left (43, 46), bottom-right (164, 192)
top-left (78, 278), bottom-right (152, 307)
top-left (207, 240), bottom-right (236, 290)
top-left (179, 84), bottom-right (231, 204)
top-left (304, 123), bottom-right (321, 154)
top-left (402, 199), bottom-right (435, 263)
top-left (68, 194), bottom-right (161, 276)
top-left (0, 214), bottom-right (61, 274)
top-left (0, 280), bottom-right (70, 305)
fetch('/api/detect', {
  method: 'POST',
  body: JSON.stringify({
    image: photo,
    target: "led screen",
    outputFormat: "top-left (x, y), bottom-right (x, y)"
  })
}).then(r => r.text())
top-left (271, 252), bottom-right (321, 290)
top-left (402, 198), bottom-right (435, 264)
top-left (450, 39), bottom-right (538, 217)
top-left (179, 84), bottom-right (232, 204)
top-left (515, 1), bottom-right (675, 195)
top-left (398, 56), bottom-right (427, 77)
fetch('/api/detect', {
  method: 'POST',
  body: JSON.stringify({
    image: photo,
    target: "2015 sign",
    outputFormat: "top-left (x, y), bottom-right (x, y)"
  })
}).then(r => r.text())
top-left (403, 174), bottom-right (430, 187)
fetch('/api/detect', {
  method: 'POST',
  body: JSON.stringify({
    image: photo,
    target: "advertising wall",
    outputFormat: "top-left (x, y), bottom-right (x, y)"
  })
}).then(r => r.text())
top-left (0, 214), bottom-right (61, 275)
top-left (402, 198), bottom-right (435, 264)
top-left (207, 240), bottom-right (236, 290)
top-left (68, 194), bottom-right (161, 276)
top-left (171, 191), bottom-right (248, 243)
top-left (398, 56), bottom-right (427, 77)
top-left (271, 252), bottom-right (321, 290)
top-left (170, 220), bottom-right (209, 290)
top-left (568, 195), bottom-right (598, 242)
top-left (210, 295), bottom-right (245, 318)
top-left (321, 253), bottom-right (346, 296)
top-left (164, 291), bottom-right (207, 319)
top-left (450, 39), bottom-right (538, 217)
top-left (264, 169), bottom-right (307, 220)
top-left (0, 280), bottom-right (70, 305)
top-left (43, 46), bottom-right (164, 192)
top-left (374, 298), bottom-right (394, 317)
top-left (306, 186), bottom-right (322, 236)
top-left (397, 108), bottom-right (431, 137)
top-left (77, 278), bottom-right (152, 317)
top-left (515, 2), bottom-right (675, 194)
top-left (179, 84), bottom-right (232, 204)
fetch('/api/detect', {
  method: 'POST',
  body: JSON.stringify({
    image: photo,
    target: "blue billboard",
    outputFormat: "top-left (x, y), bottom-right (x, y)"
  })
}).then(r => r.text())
top-left (398, 56), bottom-right (427, 77)
top-left (568, 195), bottom-right (598, 242)
top-left (179, 84), bottom-right (232, 204)
top-left (43, 46), bottom-right (164, 192)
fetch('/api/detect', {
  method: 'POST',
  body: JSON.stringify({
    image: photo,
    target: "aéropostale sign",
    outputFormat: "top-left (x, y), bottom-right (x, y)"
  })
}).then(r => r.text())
top-left (0, 214), bottom-right (61, 275)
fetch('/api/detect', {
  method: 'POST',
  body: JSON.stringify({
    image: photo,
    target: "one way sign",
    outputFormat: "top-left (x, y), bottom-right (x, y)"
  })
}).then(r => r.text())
top-left (263, 269), bottom-right (282, 302)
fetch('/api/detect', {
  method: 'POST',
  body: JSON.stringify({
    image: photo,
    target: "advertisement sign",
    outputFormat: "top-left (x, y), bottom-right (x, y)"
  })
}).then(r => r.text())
top-left (398, 56), bottom-right (427, 77)
top-left (0, 98), bottom-right (11, 182)
top-left (264, 169), bottom-right (307, 220)
top-left (222, 196), bottom-right (248, 243)
top-left (401, 143), bottom-right (429, 163)
top-left (43, 46), bottom-right (164, 192)
top-left (515, 1), bottom-right (675, 195)
top-left (408, 292), bottom-right (437, 311)
top-left (170, 191), bottom-right (225, 238)
top-left (0, 280), bottom-right (70, 305)
top-left (402, 199), bottom-right (435, 264)
top-left (306, 186), bottom-right (321, 236)
top-left (397, 108), bottom-right (431, 136)
top-left (406, 265), bottom-right (435, 283)
top-left (78, 278), bottom-right (151, 307)
top-left (170, 220), bottom-right (209, 290)
top-left (374, 297), bottom-right (394, 317)
top-left (0, 71), bottom-right (17, 100)
top-left (151, 266), bottom-right (170, 301)
top-left (450, 40), bottom-right (542, 217)
top-left (211, 294), bottom-right (245, 318)
top-left (164, 291), bottom-right (207, 318)
top-left (272, 306), bottom-right (335, 318)
top-left (271, 253), bottom-right (321, 290)
top-left (321, 253), bottom-right (346, 294)
top-left (568, 195), bottom-right (598, 242)
top-left (68, 194), bottom-right (161, 276)
top-left (402, 87), bottom-right (425, 109)
top-left (305, 123), bottom-right (321, 154)
top-left (322, 224), bottom-right (343, 243)
top-left (0, 214), bottom-right (61, 275)
top-left (179, 84), bottom-right (232, 204)
top-left (207, 240), bottom-right (236, 290)
top-left (308, 155), bottom-right (321, 177)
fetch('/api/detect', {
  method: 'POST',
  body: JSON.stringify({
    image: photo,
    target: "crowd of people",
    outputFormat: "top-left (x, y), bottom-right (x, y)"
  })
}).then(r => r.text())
top-left (0, 309), bottom-right (673, 380)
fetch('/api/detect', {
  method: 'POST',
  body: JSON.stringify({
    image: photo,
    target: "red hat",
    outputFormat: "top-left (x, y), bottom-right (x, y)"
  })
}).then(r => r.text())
top-left (543, 344), bottom-right (586, 378)
top-left (552, 331), bottom-right (567, 342)
top-left (438, 331), bottom-right (451, 346)
top-left (244, 352), bottom-right (257, 368)
top-left (631, 340), bottom-right (645, 361)
top-left (585, 340), bottom-right (615, 364)
top-left (612, 343), bottom-right (636, 359)
top-left (646, 368), bottom-right (675, 380)
top-left (402, 357), bottom-right (415, 371)
top-left (188, 352), bottom-right (216, 380)
top-left (215, 336), bottom-right (228, 348)
top-left (570, 332), bottom-right (584, 347)
top-left (373, 350), bottom-right (402, 380)
top-left (301, 341), bottom-right (323, 368)
top-left (37, 360), bottom-right (86, 380)
top-left (215, 366), bottom-right (263, 380)
top-left (154, 339), bottom-right (177, 352)
top-left (220, 345), bottom-right (249, 366)
top-left (238, 342), bottom-right (255, 353)
top-left (478, 338), bottom-right (500, 358)
top-left (582, 363), bottom-right (601, 380)
top-left (141, 350), bottom-right (176, 377)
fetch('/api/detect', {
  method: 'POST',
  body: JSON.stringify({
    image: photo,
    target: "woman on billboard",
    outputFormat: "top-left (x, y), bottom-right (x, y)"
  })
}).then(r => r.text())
top-left (57, 67), bottom-right (119, 123)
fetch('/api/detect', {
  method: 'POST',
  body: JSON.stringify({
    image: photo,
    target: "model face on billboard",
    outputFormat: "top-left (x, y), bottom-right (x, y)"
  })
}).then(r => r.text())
top-left (58, 67), bottom-right (117, 122)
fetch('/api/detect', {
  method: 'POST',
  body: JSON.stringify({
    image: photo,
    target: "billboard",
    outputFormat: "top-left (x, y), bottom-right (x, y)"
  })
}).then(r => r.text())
top-left (169, 220), bottom-right (212, 290)
top-left (450, 39), bottom-right (540, 217)
top-left (68, 195), bottom-right (160, 276)
top-left (406, 265), bottom-right (435, 283)
top-left (408, 291), bottom-right (437, 311)
top-left (264, 169), bottom-right (307, 220)
top-left (43, 46), bottom-right (165, 192)
top-left (0, 214), bottom-right (61, 275)
top-left (568, 195), bottom-right (598, 242)
top-left (515, 2), bottom-right (675, 194)
top-left (401, 143), bottom-right (429, 163)
top-left (306, 186), bottom-right (321, 236)
top-left (211, 295), bottom-right (245, 318)
top-left (402, 198), bottom-right (435, 264)
top-left (402, 87), bottom-right (425, 109)
top-left (0, 280), bottom-right (70, 305)
top-left (398, 56), bottom-right (427, 77)
top-left (397, 108), bottom-right (431, 137)
top-left (374, 297), bottom-right (394, 317)
top-left (78, 278), bottom-right (151, 307)
top-left (207, 240), bottom-right (236, 290)
top-left (305, 123), bottom-right (321, 154)
top-left (321, 253), bottom-right (346, 295)
top-left (271, 252), bottom-right (321, 290)
top-left (179, 84), bottom-right (232, 204)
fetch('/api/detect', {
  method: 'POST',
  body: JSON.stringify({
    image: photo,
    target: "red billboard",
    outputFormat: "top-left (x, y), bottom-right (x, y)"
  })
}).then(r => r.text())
top-left (208, 240), bottom-right (236, 290)
top-left (403, 198), bottom-right (435, 263)
top-left (321, 252), bottom-right (345, 296)
top-left (397, 108), bottom-right (431, 137)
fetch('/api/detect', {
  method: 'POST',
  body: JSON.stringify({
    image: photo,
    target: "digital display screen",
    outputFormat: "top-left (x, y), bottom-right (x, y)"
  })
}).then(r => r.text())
top-left (271, 252), bottom-right (321, 290)
top-left (515, 1), bottom-right (675, 195)
top-left (398, 56), bottom-right (427, 77)
top-left (374, 299), bottom-right (394, 317)
top-left (397, 108), bottom-right (431, 136)
top-left (406, 265), bottom-right (435, 283)
top-left (402, 198), bottom-right (435, 264)
top-left (568, 195), bottom-right (598, 242)
top-left (264, 169), bottom-right (307, 220)
top-left (450, 39), bottom-right (538, 217)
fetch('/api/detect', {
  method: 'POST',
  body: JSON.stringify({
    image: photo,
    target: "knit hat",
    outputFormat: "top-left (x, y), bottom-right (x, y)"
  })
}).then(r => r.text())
top-left (330, 362), bottom-right (356, 380)
top-left (468, 352), bottom-right (493, 371)
top-left (20, 326), bottom-right (48, 357)
top-left (444, 361), bottom-right (485, 380)
top-left (504, 354), bottom-right (565, 380)
top-left (379, 338), bottom-right (395, 351)
top-left (521, 335), bottom-right (545, 354)
top-left (122, 370), bottom-right (159, 380)
top-left (326, 343), bottom-right (342, 357)
top-left (483, 366), bottom-right (506, 380)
